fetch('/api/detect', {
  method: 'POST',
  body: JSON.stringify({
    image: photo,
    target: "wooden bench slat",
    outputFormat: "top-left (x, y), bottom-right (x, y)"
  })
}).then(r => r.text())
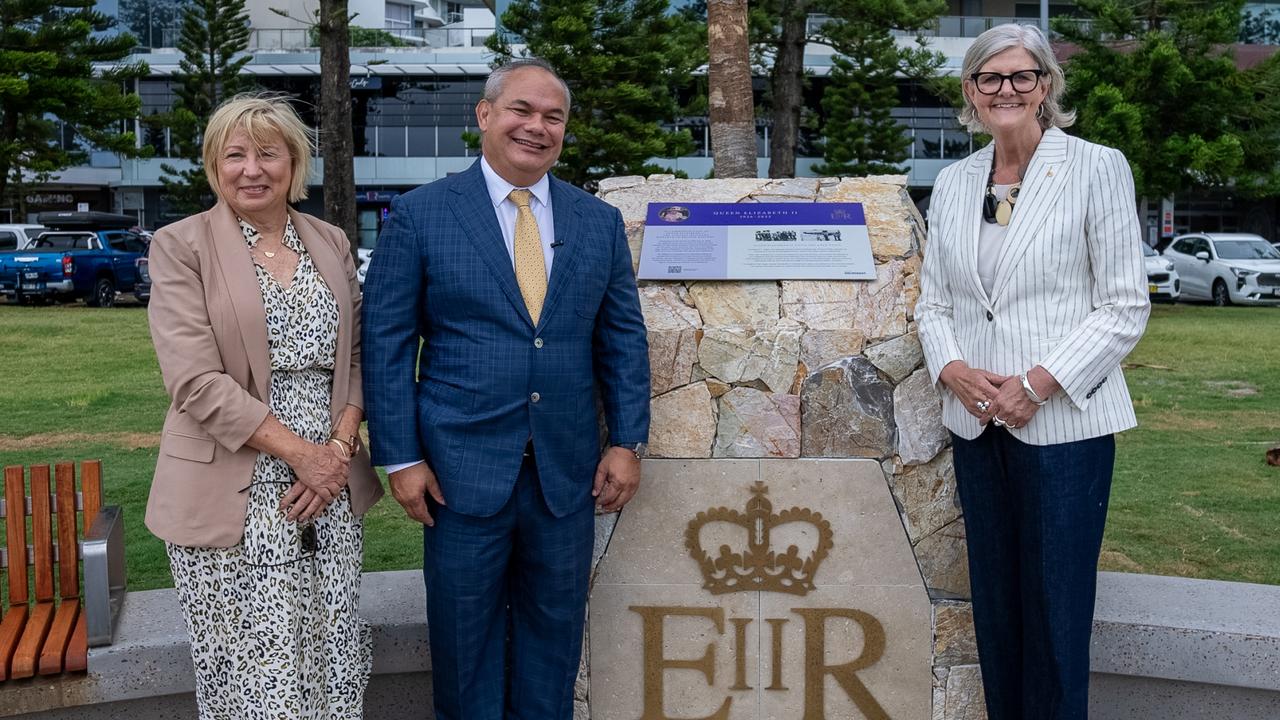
top-left (10, 601), bottom-right (54, 680)
top-left (55, 463), bottom-right (79, 599)
top-left (0, 606), bottom-right (28, 681)
top-left (81, 460), bottom-right (103, 527)
top-left (3, 467), bottom-right (28, 605)
top-left (64, 610), bottom-right (87, 673)
top-left (1, 460), bottom-right (108, 683)
top-left (38, 601), bottom-right (79, 675)
top-left (30, 466), bottom-right (54, 603)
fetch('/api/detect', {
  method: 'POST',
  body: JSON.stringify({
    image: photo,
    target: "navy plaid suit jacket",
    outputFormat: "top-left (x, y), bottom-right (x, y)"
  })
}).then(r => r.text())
top-left (361, 160), bottom-right (650, 518)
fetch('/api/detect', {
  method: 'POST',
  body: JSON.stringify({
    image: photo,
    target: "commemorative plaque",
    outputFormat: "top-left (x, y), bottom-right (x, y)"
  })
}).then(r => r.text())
top-left (636, 203), bottom-right (876, 281)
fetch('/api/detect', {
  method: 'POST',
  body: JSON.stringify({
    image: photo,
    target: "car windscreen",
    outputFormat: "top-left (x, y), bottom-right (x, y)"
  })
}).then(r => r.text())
top-left (1142, 244), bottom-right (1157, 257)
top-left (32, 234), bottom-right (93, 250)
top-left (1214, 240), bottom-right (1280, 260)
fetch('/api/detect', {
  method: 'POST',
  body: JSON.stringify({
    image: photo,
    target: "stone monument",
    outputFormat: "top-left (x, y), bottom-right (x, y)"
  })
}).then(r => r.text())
top-left (579, 175), bottom-right (984, 720)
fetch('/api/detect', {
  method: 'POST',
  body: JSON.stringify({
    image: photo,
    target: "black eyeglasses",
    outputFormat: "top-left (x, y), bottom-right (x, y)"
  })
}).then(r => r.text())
top-left (970, 69), bottom-right (1044, 95)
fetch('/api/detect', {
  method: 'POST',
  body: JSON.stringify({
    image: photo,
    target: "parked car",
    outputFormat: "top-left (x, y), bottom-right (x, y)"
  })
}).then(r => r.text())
top-left (0, 212), bottom-right (148, 307)
top-left (134, 253), bottom-right (151, 305)
top-left (1143, 243), bottom-right (1180, 303)
top-left (0, 224), bottom-right (47, 251)
top-left (1163, 233), bottom-right (1280, 306)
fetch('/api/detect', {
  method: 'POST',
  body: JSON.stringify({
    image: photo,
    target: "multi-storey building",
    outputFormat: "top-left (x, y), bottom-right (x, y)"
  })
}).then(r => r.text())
top-left (11, 1), bottom-right (1278, 245)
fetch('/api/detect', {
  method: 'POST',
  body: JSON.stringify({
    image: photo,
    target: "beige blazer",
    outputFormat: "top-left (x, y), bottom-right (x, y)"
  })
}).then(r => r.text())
top-left (917, 128), bottom-right (1150, 445)
top-left (145, 202), bottom-right (382, 547)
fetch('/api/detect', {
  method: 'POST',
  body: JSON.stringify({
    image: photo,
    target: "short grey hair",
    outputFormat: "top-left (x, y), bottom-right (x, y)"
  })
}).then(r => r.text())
top-left (483, 58), bottom-right (572, 109)
top-left (958, 23), bottom-right (1075, 133)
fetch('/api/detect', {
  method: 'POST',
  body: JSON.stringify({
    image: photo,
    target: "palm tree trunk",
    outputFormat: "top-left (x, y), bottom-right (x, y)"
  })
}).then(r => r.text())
top-left (707, 0), bottom-right (758, 178)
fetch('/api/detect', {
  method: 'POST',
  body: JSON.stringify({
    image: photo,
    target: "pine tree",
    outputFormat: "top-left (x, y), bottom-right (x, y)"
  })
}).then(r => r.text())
top-left (154, 0), bottom-right (253, 215)
top-left (1056, 0), bottom-right (1280, 201)
top-left (812, 12), bottom-right (943, 177)
top-left (754, 0), bottom-right (944, 178)
top-left (490, 0), bottom-right (699, 188)
top-left (0, 0), bottom-right (148, 208)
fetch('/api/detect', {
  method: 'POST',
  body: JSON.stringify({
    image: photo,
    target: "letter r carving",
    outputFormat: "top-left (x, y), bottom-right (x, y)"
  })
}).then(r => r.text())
top-left (793, 608), bottom-right (890, 720)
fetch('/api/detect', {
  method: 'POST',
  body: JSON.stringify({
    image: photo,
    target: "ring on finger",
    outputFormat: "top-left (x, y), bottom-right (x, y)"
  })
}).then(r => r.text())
top-left (976, 400), bottom-right (990, 413)
top-left (992, 416), bottom-right (1007, 427)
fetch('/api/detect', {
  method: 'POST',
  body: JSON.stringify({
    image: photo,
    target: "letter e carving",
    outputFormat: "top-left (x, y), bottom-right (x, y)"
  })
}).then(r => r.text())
top-left (629, 606), bottom-right (732, 720)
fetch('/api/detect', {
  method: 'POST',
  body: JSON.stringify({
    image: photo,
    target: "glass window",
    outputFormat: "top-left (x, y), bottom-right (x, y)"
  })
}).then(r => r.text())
top-left (407, 126), bottom-right (435, 156)
top-left (1214, 239), bottom-right (1280, 260)
top-left (942, 128), bottom-right (970, 159)
top-left (385, 2), bottom-right (414, 27)
top-left (437, 126), bottom-right (469, 156)
top-left (116, 234), bottom-right (148, 254)
top-left (1172, 238), bottom-right (1193, 253)
top-left (0, 232), bottom-right (17, 251)
top-left (378, 126), bottom-right (406, 157)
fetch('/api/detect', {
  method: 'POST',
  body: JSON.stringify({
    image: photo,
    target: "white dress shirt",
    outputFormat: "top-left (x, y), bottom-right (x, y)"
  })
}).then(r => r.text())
top-left (480, 156), bottom-right (557, 277)
top-left (385, 158), bottom-right (557, 475)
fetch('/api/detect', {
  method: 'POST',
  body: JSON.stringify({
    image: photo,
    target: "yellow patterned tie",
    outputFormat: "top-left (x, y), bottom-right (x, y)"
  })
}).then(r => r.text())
top-left (509, 189), bottom-right (547, 325)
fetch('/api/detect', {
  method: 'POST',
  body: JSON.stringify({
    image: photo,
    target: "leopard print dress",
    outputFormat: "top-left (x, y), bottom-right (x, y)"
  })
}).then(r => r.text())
top-left (166, 218), bottom-right (372, 719)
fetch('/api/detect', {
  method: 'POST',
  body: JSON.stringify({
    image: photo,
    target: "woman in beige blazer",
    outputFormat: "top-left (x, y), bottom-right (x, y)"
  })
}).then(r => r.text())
top-left (146, 95), bottom-right (382, 719)
top-left (917, 25), bottom-right (1149, 720)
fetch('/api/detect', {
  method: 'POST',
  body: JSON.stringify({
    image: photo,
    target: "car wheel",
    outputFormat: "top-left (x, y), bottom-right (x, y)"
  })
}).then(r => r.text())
top-left (87, 277), bottom-right (116, 308)
top-left (1211, 279), bottom-right (1231, 307)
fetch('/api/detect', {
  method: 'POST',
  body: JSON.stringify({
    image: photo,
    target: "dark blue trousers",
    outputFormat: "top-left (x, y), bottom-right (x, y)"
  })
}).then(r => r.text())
top-left (422, 453), bottom-right (594, 720)
top-left (951, 426), bottom-right (1115, 720)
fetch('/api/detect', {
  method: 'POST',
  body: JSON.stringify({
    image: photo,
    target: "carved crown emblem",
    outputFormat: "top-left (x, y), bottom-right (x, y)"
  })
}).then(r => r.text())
top-left (685, 481), bottom-right (834, 596)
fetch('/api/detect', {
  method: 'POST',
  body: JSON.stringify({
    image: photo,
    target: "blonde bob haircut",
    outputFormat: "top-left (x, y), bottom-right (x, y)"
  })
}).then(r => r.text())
top-left (202, 94), bottom-right (315, 203)
top-left (958, 23), bottom-right (1076, 134)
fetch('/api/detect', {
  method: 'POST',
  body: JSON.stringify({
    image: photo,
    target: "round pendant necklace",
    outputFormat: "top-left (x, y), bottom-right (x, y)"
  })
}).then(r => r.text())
top-left (262, 250), bottom-right (276, 258)
top-left (983, 155), bottom-right (1030, 226)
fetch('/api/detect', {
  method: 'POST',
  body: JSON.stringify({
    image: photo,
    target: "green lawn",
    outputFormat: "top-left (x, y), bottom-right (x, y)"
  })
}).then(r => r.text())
top-left (0, 303), bottom-right (423, 591)
top-left (0, 302), bottom-right (1277, 590)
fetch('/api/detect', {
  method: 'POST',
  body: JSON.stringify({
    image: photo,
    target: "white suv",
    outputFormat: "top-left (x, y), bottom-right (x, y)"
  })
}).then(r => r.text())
top-left (1163, 233), bottom-right (1280, 306)
top-left (0, 224), bottom-right (47, 251)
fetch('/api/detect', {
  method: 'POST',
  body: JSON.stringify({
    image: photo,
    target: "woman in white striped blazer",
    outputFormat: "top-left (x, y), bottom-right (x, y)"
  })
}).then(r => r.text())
top-left (916, 24), bottom-right (1150, 719)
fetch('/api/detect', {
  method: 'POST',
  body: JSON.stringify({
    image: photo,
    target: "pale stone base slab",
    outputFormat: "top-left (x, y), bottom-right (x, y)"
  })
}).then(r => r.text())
top-left (589, 459), bottom-right (933, 719)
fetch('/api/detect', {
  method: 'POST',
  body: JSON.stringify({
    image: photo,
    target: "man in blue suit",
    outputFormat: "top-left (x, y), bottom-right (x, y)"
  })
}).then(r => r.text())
top-left (362, 58), bottom-right (651, 719)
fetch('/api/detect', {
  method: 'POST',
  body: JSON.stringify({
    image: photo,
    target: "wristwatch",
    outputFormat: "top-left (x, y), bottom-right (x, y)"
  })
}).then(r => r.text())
top-left (614, 442), bottom-right (648, 460)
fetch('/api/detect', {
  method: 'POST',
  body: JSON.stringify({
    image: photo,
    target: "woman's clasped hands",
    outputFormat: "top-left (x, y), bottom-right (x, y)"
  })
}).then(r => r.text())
top-left (279, 440), bottom-right (351, 522)
top-left (940, 360), bottom-right (1057, 430)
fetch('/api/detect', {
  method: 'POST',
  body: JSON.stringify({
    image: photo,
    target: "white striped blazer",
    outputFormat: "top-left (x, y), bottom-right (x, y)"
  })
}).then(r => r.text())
top-left (917, 127), bottom-right (1151, 445)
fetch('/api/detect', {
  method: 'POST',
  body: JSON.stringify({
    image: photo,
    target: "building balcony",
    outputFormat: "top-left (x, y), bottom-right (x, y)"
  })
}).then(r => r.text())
top-left (805, 14), bottom-right (1089, 39)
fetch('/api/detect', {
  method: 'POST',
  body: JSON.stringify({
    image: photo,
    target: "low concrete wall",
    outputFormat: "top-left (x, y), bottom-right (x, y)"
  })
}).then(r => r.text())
top-left (1088, 571), bottom-right (1280, 719)
top-left (3, 570), bottom-right (1278, 718)
top-left (1, 571), bottom-right (432, 719)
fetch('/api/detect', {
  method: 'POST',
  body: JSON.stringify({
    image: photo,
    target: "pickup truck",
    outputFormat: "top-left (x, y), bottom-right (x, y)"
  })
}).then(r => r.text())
top-left (0, 228), bottom-right (150, 307)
